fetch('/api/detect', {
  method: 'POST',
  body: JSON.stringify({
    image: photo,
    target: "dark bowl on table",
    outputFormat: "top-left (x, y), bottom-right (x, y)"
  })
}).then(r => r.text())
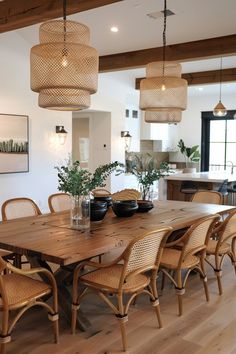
top-left (112, 200), bottom-right (138, 217)
top-left (94, 195), bottom-right (112, 207)
top-left (137, 200), bottom-right (154, 213)
top-left (90, 200), bottom-right (108, 221)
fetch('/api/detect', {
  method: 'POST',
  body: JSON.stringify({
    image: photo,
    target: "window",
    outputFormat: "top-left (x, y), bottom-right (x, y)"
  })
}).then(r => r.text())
top-left (201, 110), bottom-right (236, 172)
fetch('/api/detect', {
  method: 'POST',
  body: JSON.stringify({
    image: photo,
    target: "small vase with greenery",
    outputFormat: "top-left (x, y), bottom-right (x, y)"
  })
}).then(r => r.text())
top-left (129, 154), bottom-right (171, 200)
top-left (55, 160), bottom-right (122, 229)
top-left (177, 139), bottom-right (200, 171)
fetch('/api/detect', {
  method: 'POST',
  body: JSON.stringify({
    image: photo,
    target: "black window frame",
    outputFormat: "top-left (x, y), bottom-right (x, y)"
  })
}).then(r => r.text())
top-left (201, 110), bottom-right (236, 171)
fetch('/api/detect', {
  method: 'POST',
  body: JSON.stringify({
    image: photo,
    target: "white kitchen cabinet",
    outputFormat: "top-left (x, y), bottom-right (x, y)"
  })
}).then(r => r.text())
top-left (140, 112), bottom-right (179, 152)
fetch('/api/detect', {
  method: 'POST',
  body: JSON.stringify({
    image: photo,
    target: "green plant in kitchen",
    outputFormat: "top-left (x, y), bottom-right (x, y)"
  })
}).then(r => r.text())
top-left (177, 139), bottom-right (201, 168)
top-left (55, 160), bottom-right (123, 196)
top-left (129, 153), bottom-right (171, 200)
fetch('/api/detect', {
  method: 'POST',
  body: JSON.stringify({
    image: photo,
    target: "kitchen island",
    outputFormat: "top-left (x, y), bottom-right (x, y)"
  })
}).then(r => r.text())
top-left (165, 172), bottom-right (236, 202)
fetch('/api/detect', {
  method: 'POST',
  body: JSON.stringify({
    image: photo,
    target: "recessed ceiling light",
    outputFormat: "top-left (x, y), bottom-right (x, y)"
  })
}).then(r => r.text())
top-left (110, 26), bottom-right (119, 33)
top-left (196, 87), bottom-right (204, 91)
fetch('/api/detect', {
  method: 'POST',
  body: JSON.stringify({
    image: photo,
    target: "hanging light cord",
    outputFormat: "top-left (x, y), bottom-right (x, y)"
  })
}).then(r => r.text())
top-left (162, 0), bottom-right (167, 78)
top-left (63, 0), bottom-right (67, 42)
top-left (219, 57), bottom-right (222, 102)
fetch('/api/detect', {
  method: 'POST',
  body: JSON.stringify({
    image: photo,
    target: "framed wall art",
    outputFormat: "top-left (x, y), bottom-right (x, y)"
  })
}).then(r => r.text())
top-left (0, 114), bottom-right (29, 174)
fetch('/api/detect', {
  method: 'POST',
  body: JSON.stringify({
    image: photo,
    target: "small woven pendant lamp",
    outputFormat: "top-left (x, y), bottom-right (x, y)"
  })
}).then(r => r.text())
top-left (30, 0), bottom-right (98, 111)
top-left (213, 57), bottom-right (227, 117)
top-left (139, 0), bottom-right (187, 123)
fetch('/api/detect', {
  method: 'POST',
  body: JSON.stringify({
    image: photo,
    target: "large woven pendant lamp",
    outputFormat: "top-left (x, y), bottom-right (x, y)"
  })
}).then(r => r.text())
top-left (139, 0), bottom-right (187, 123)
top-left (30, 0), bottom-right (98, 111)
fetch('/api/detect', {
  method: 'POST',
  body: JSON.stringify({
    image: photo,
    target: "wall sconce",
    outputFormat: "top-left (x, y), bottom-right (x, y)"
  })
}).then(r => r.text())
top-left (56, 125), bottom-right (67, 145)
top-left (121, 131), bottom-right (132, 152)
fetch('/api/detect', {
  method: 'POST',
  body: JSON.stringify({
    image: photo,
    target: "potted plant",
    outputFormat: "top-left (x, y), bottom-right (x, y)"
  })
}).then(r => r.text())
top-left (129, 154), bottom-right (171, 201)
top-left (55, 160), bottom-right (122, 229)
top-left (177, 139), bottom-right (201, 173)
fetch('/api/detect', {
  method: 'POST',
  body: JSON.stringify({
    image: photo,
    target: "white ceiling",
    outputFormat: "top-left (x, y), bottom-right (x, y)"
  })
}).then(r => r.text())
top-left (16, 0), bottom-right (236, 95)
top-left (18, 0), bottom-right (236, 56)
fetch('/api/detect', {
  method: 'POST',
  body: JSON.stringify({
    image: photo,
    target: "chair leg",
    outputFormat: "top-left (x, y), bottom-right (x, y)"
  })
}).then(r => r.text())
top-left (175, 270), bottom-right (184, 316)
top-left (215, 270), bottom-right (223, 295)
top-left (153, 300), bottom-right (162, 328)
top-left (0, 310), bottom-right (10, 354)
top-left (150, 275), bottom-right (163, 328)
top-left (202, 275), bottom-right (210, 301)
top-left (200, 255), bottom-right (210, 301)
top-left (53, 318), bottom-right (59, 343)
top-left (176, 290), bottom-right (184, 316)
top-left (71, 303), bottom-right (79, 334)
top-left (117, 315), bottom-right (128, 352)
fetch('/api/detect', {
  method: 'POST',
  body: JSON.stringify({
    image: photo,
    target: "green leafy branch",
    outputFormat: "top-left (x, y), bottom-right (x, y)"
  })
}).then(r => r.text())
top-left (55, 160), bottom-right (124, 196)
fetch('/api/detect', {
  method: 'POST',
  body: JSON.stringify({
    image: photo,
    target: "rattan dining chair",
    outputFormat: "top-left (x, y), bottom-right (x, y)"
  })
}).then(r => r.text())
top-left (205, 209), bottom-right (236, 295)
top-left (1, 197), bottom-right (42, 221)
top-left (71, 227), bottom-right (172, 352)
top-left (1, 198), bottom-right (42, 268)
top-left (112, 188), bottom-right (141, 201)
top-left (0, 256), bottom-right (59, 354)
top-left (160, 214), bottom-right (220, 316)
top-left (48, 193), bottom-right (70, 213)
top-left (191, 191), bottom-right (223, 204)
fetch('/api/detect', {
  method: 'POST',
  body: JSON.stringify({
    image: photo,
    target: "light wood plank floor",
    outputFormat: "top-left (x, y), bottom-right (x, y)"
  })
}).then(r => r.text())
top-left (5, 257), bottom-right (236, 354)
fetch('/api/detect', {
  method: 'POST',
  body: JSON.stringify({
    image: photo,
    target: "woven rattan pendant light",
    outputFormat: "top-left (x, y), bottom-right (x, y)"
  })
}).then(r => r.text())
top-left (30, 0), bottom-right (98, 111)
top-left (213, 57), bottom-right (227, 117)
top-left (139, 0), bottom-right (187, 123)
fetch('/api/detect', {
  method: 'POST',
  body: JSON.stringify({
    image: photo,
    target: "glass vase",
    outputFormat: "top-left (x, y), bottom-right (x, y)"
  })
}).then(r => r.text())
top-left (139, 185), bottom-right (154, 201)
top-left (70, 195), bottom-right (90, 230)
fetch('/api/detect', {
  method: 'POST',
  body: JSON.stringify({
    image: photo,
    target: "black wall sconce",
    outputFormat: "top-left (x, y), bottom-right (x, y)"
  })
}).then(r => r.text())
top-left (121, 131), bottom-right (132, 151)
top-left (56, 125), bottom-right (67, 145)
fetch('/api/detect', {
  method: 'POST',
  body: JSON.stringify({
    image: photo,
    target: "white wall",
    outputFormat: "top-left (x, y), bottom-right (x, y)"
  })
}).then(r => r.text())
top-left (169, 90), bottom-right (236, 163)
top-left (0, 31), bottom-right (72, 215)
top-left (89, 72), bottom-right (140, 192)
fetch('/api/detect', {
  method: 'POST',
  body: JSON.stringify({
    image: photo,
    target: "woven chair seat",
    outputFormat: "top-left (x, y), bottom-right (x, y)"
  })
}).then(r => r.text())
top-left (206, 239), bottom-right (230, 255)
top-left (80, 264), bottom-right (150, 293)
top-left (0, 274), bottom-right (51, 309)
top-left (160, 248), bottom-right (199, 269)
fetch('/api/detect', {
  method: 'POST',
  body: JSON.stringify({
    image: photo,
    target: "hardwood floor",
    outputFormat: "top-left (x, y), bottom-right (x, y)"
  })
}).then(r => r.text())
top-left (5, 258), bottom-right (236, 354)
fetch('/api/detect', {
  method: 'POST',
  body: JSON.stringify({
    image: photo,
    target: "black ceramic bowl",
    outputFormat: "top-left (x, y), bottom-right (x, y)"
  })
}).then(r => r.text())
top-left (94, 196), bottom-right (112, 207)
top-left (90, 200), bottom-right (108, 221)
top-left (137, 200), bottom-right (154, 213)
top-left (112, 200), bottom-right (138, 217)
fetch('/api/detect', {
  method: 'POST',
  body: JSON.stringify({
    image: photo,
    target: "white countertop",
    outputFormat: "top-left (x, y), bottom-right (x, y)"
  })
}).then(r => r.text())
top-left (165, 171), bottom-right (236, 183)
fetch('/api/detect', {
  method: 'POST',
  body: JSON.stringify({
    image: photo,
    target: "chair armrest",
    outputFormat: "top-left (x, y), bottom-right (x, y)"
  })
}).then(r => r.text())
top-left (7, 263), bottom-right (57, 290)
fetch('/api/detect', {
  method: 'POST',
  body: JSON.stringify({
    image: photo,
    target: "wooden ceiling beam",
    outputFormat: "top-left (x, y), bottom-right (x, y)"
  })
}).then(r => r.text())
top-left (0, 0), bottom-right (122, 33)
top-left (135, 68), bottom-right (236, 90)
top-left (99, 34), bottom-right (236, 72)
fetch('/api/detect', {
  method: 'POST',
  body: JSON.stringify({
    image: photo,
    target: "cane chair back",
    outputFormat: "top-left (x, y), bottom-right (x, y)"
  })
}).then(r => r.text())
top-left (191, 191), bottom-right (222, 204)
top-left (183, 215), bottom-right (220, 258)
top-left (91, 188), bottom-right (111, 197)
top-left (160, 214), bottom-right (219, 316)
top-left (0, 256), bottom-right (59, 353)
top-left (48, 193), bottom-right (70, 213)
top-left (124, 229), bottom-right (169, 276)
top-left (112, 189), bottom-right (141, 201)
top-left (1, 198), bottom-right (41, 221)
top-left (205, 209), bottom-right (236, 295)
top-left (220, 210), bottom-right (236, 243)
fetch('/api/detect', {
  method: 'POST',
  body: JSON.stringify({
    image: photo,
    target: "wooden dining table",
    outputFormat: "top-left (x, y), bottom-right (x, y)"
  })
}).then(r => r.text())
top-left (0, 200), bottom-right (235, 328)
